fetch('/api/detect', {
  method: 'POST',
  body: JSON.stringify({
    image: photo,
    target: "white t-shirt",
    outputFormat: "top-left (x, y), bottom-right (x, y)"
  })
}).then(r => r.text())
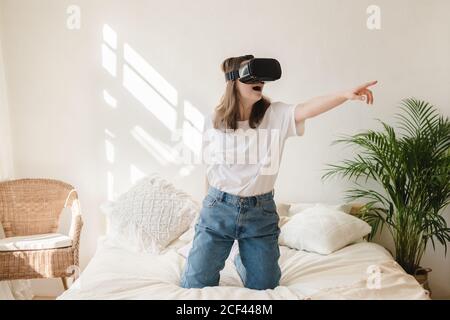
top-left (202, 101), bottom-right (305, 196)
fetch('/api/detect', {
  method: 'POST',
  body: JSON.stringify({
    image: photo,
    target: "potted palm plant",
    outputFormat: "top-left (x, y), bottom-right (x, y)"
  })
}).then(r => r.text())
top-left (322, 98), bottom-right (450, 292)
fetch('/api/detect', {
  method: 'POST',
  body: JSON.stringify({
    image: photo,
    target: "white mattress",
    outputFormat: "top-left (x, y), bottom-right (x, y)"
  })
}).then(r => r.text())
top-left (58, 236), bottom-right (430, 300)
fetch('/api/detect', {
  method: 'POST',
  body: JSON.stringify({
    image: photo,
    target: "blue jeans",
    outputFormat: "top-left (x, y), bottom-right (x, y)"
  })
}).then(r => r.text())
top-left (180, 186), bottom-right (281, 290)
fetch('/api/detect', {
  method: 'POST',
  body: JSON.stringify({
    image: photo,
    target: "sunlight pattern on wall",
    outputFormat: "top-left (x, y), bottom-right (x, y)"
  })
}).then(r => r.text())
top-left (101, 23), bottom-right (205, 197)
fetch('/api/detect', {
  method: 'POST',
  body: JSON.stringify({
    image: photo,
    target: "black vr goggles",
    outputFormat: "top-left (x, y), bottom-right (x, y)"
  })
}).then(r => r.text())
top-left (225, 58), bottom-right (282, 84)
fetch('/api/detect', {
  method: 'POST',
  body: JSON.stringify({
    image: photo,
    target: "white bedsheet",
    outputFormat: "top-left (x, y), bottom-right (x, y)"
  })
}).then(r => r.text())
top-left (58, 236), bottom-right (430, 300)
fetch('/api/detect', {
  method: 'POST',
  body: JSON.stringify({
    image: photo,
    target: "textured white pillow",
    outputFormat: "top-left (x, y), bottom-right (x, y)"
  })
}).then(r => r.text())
top-left (287, 202), bottom-right (353, 217)
top-left (178, 226), bottom-right (195, 242)
top-left (102, 174), bottom-right (199, 254)
top-left (278, 206), bottom-right (371, 254)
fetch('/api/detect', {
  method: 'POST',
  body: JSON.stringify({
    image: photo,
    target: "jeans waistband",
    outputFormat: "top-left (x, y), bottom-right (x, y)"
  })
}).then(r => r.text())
top-left (207, 186), bottom-right (274, 206)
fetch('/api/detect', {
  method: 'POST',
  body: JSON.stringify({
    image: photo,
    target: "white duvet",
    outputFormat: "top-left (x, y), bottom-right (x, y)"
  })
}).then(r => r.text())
top-left (58, 234), bottom-right (430, 300)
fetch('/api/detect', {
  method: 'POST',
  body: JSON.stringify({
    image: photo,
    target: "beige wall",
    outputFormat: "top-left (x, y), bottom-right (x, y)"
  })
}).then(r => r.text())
top-left (0, 0), bottom-right (449, 298)
top-left (0, 8), bottom-right (14, 181)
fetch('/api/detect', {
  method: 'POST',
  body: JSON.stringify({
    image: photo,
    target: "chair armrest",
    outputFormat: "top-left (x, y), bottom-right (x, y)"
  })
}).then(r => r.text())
top-left (68, 199), bottom-right (83, 247)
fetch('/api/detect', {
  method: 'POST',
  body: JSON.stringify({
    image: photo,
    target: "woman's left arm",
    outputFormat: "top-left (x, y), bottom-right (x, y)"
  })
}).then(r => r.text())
top-left (294, 80), bottom-right (378, 123)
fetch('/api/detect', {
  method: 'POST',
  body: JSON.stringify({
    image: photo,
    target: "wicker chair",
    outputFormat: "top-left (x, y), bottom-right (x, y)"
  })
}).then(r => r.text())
top-left (0, 178), bottom-right (83, 290)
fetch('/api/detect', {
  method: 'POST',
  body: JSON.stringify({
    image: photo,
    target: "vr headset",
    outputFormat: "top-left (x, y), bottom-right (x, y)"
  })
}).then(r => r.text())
top-left (225, 58), bottom-right (282, 84)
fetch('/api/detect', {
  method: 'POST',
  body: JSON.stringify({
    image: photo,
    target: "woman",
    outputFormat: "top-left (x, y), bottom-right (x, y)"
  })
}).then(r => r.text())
top-left (180, 54), bottom-right (377, 290)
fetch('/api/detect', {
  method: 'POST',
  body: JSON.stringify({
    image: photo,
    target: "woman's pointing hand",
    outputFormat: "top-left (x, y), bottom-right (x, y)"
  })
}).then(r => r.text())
top-left (344, 80), bottom-right (378, 105)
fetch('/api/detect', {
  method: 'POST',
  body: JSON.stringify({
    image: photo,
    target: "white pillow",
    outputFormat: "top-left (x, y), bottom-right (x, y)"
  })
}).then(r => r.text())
top-left (287, 202), bottom-right (353, 217)
top-left (101, 174), bottom-right (199, 254)
top-left (278, 206), bottom-right (371, 254)
top-left (276, 202), bottom-right (291, 216)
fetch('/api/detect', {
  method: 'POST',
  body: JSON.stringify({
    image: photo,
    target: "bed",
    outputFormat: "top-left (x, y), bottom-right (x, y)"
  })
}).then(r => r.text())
top-left (58, 203), bottom-right (430, 300)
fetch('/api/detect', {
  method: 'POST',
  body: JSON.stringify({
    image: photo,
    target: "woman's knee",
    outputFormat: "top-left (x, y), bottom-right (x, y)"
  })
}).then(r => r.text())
top-left (247, 264), bottom-right (281, 290)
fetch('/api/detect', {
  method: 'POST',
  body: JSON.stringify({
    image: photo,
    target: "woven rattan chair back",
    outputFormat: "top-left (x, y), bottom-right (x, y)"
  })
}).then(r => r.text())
top-left (0, 178), bottom-right (78, 238)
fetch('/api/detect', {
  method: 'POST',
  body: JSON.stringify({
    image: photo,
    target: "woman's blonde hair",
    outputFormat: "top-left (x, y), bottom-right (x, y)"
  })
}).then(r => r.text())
top-left (213, 55), bottom-right (271, 130)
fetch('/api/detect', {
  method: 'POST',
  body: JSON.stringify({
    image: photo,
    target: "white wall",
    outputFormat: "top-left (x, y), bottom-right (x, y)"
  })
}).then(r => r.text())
top-left (0, 0), bottom-right (449, 298)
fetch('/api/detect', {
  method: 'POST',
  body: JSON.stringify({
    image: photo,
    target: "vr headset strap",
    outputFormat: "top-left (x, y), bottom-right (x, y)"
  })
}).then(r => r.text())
top-left (225, 69), bottom-right (240, 81)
